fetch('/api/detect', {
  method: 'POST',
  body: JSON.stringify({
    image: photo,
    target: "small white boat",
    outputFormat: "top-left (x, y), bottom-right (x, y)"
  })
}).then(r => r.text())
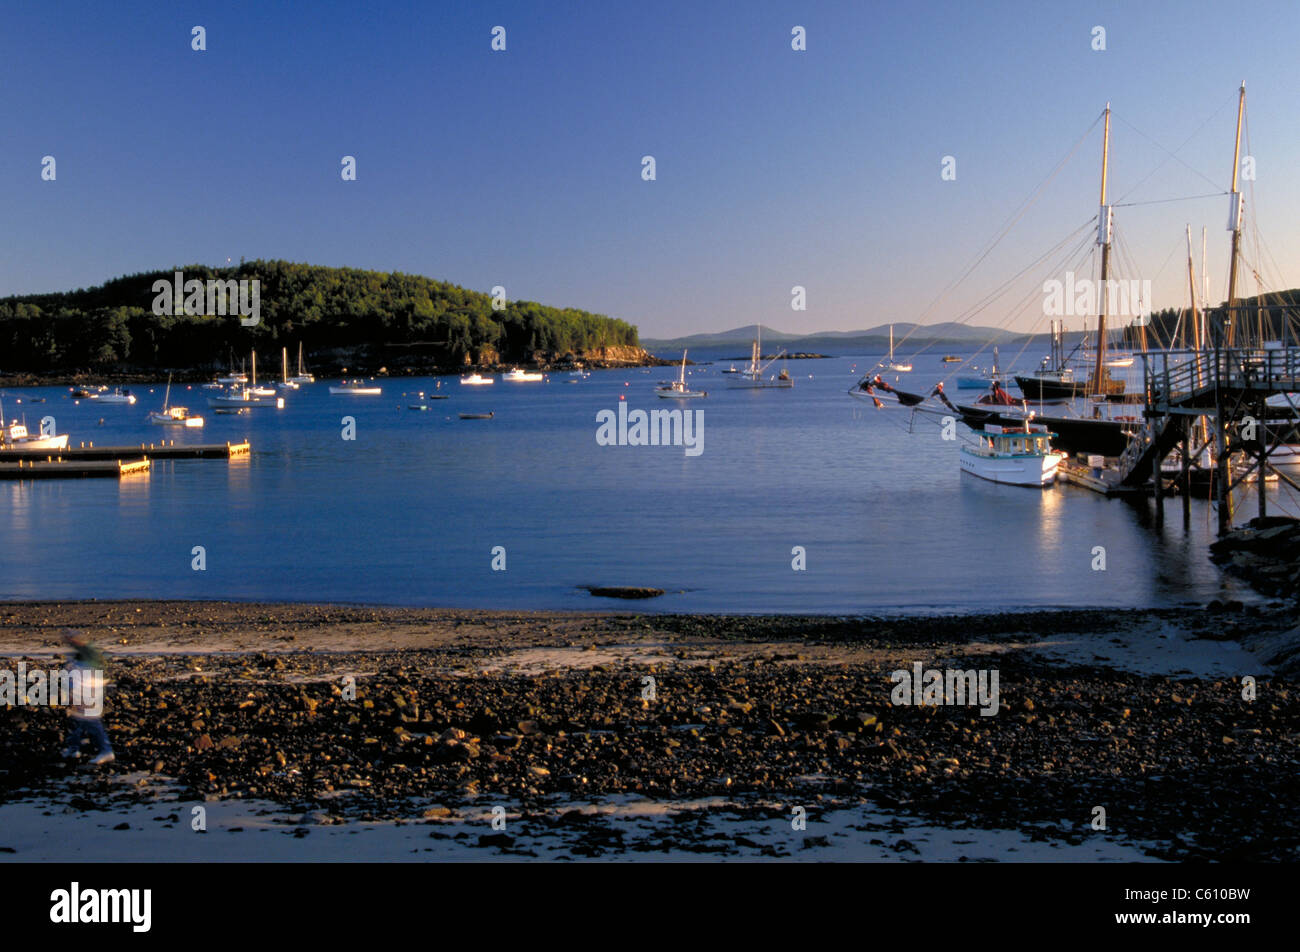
top-left (289, 342), bottom-right (315, 384)
top-left (1, 419), bottom-right (69, 450)
top-left (95, 388), bottom-right (137, 405)
top-left (503, 368), bottom-right (544, 382)
top-left (148, 376), bottom-right (204, 427)
top-left (959, 423), bottom-right (1062, 487)
top-left (460, 374), bottom-right (494, 386)
top-left (656, 350), bottom-right (707, 399)
top-left (329, 379), bottom-right (382, 395)
top-left (1105, 355), bottom-right (1136, 369)
top-left (216, 373), bottom-right (248, 385)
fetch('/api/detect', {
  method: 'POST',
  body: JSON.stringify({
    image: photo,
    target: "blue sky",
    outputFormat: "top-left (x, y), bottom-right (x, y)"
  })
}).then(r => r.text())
top-left (3, 0), bottom-right (1299, 337)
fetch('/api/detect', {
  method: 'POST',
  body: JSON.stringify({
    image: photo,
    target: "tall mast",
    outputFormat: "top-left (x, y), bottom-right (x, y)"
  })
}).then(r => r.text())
top-left (1187, 225), bottom-right (1205, 370)
top-left (1225, 82), bottom-right (1246, 347)
top-left (1092, 103), bottom-right (1113, 393)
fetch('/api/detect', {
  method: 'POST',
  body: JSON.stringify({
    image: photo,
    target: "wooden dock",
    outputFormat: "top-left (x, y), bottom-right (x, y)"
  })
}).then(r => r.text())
top-left (0, 440), bottom-right (250, 462)
top-left (1058, 458), bottom-right (1143, 496)
top-left (0, 458), bottom-right (151, 480)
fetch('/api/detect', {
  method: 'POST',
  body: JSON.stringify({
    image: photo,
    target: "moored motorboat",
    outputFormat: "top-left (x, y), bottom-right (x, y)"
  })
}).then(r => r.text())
top-left (1, 419), bottom-right (69, 451)
top-left (94, 387), bottom-right (136, 405)
top-left (460, 374), bottom-right (494, 386)
top-left (959, 423), bottom-right (1062, 487)
top-left (503, 368), bottom-right (544, 382)
top-left (329, 379), bottom-right (382, 395)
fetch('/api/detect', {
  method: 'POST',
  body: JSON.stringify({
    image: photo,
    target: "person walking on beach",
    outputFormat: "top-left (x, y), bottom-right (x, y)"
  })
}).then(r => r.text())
top-left (59, 628), bottom-right (114, 766)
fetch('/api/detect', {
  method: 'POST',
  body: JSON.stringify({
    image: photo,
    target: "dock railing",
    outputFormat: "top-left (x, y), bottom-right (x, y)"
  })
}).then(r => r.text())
top-left (1142, 346), bottom-right (1300, 407)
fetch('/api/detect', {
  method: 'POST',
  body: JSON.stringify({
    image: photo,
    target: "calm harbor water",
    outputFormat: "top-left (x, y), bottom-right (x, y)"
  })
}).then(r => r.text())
top-left (0, 350), bottom-right (1266, 613)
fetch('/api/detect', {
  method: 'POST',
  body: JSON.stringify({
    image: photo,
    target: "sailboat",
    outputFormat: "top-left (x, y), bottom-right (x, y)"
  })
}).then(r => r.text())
top-left (289, 343), bottom-right (315, 384)
top-left (148, 375), bottom-right (204, 427)
top-left (277, 347), bottom-right (299, 391)
top-left (207, 352), bottom-right (282, 409)
top-left (248, 351), bottom-right (276, 396)
top-left (726, 325), bottom-right (794, 389)
top-left (886, 325), bottom-right (912, 372)
top-left (656, 350), bottom-right (707, 398)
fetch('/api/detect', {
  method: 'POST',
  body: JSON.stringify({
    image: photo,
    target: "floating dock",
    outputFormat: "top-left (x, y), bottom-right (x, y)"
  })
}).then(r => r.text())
top-left (1058, 458), bottom-right (1144, 497)
top-left (0, 440), bottom-right (250, 462)
top-left (0, 458), bottom-right (151, 480)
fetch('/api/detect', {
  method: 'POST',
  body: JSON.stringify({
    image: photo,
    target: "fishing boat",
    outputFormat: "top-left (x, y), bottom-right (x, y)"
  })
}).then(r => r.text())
top-left (329, 379), bottom-right (382, 395)
top-left (886, 325), bottom-right (912, 372)
top-left (147, 376), bottom-right (204, 427)
top-left (1, 416), bottom-right (69, 451)
top-left (503, 368), bottom-right (544, 382)
top-left (955, 347), bottom-right (1006, 388)
top-left (656, 351), bottom-right (707, 399)
top-left (959, 423), bottom-right (1062, 487)
top-left (727, 326), bottom-right (794, 389)
top-left (458, 412), bottom-right (494, 420)
top-left (1014, 321), bottom-right (1091, 400)
top-left (95, 387), bottom-right (136, 405)
top-left (460, 374), bottom-right (494, 386)
top-left (289, 343), bottom-right (315, 384)
top-left (277, 348), bottom-right (299, 391)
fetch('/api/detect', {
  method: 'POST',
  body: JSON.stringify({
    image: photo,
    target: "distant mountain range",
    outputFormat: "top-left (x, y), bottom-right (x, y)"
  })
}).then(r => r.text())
top-left (641, 322), bottom-right (1037, 353)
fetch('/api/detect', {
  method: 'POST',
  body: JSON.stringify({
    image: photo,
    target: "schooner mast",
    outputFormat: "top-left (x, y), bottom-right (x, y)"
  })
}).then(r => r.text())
top-left (1224, 82), bottom-right (1246, 347)
top-left (1090, 103), bottom-right (1115, 395)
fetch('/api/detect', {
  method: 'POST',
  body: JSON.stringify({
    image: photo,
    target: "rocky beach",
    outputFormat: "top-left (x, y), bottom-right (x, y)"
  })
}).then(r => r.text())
top-left (1, 600), bottom-right (1296, 861)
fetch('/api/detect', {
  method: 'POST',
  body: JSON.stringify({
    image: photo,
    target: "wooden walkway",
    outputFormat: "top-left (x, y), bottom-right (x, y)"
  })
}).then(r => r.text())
top-left (0, 440), bottom-right (250, 462)
top-left (0, 458), bottom-right (151, 480)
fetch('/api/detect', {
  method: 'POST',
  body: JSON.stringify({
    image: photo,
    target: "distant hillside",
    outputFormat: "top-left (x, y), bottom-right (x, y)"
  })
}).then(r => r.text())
top-left (0, 261), bottom-right (643, 378)
top-left (643, 321), bottom-right (1029, 353)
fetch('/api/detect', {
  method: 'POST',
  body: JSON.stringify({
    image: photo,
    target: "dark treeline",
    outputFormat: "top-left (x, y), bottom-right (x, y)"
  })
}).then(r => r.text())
top-left (1121, 289), bottom-right (1300, 348)
top-left (0, 261), bottom-right (640, 373)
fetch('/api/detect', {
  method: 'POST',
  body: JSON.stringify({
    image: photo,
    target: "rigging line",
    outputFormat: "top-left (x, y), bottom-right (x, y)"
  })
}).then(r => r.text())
top-left (1111, 93), bottom-right (1236, 203)
top-left (936, 220), bottom-right (1096, 336)
top-left (890, 112), bottom-right (1104, 355)
top-left (994, 236), bottom-right (1097, 375)
top-left (893, 221), bottom-right (1095, 376)
top-left (950, 233), bottom-right (1098, 379)
top-left (935, 228), bottom-right (1097, 383)
top-left (1112, 191), bottom-right (1227, 208)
